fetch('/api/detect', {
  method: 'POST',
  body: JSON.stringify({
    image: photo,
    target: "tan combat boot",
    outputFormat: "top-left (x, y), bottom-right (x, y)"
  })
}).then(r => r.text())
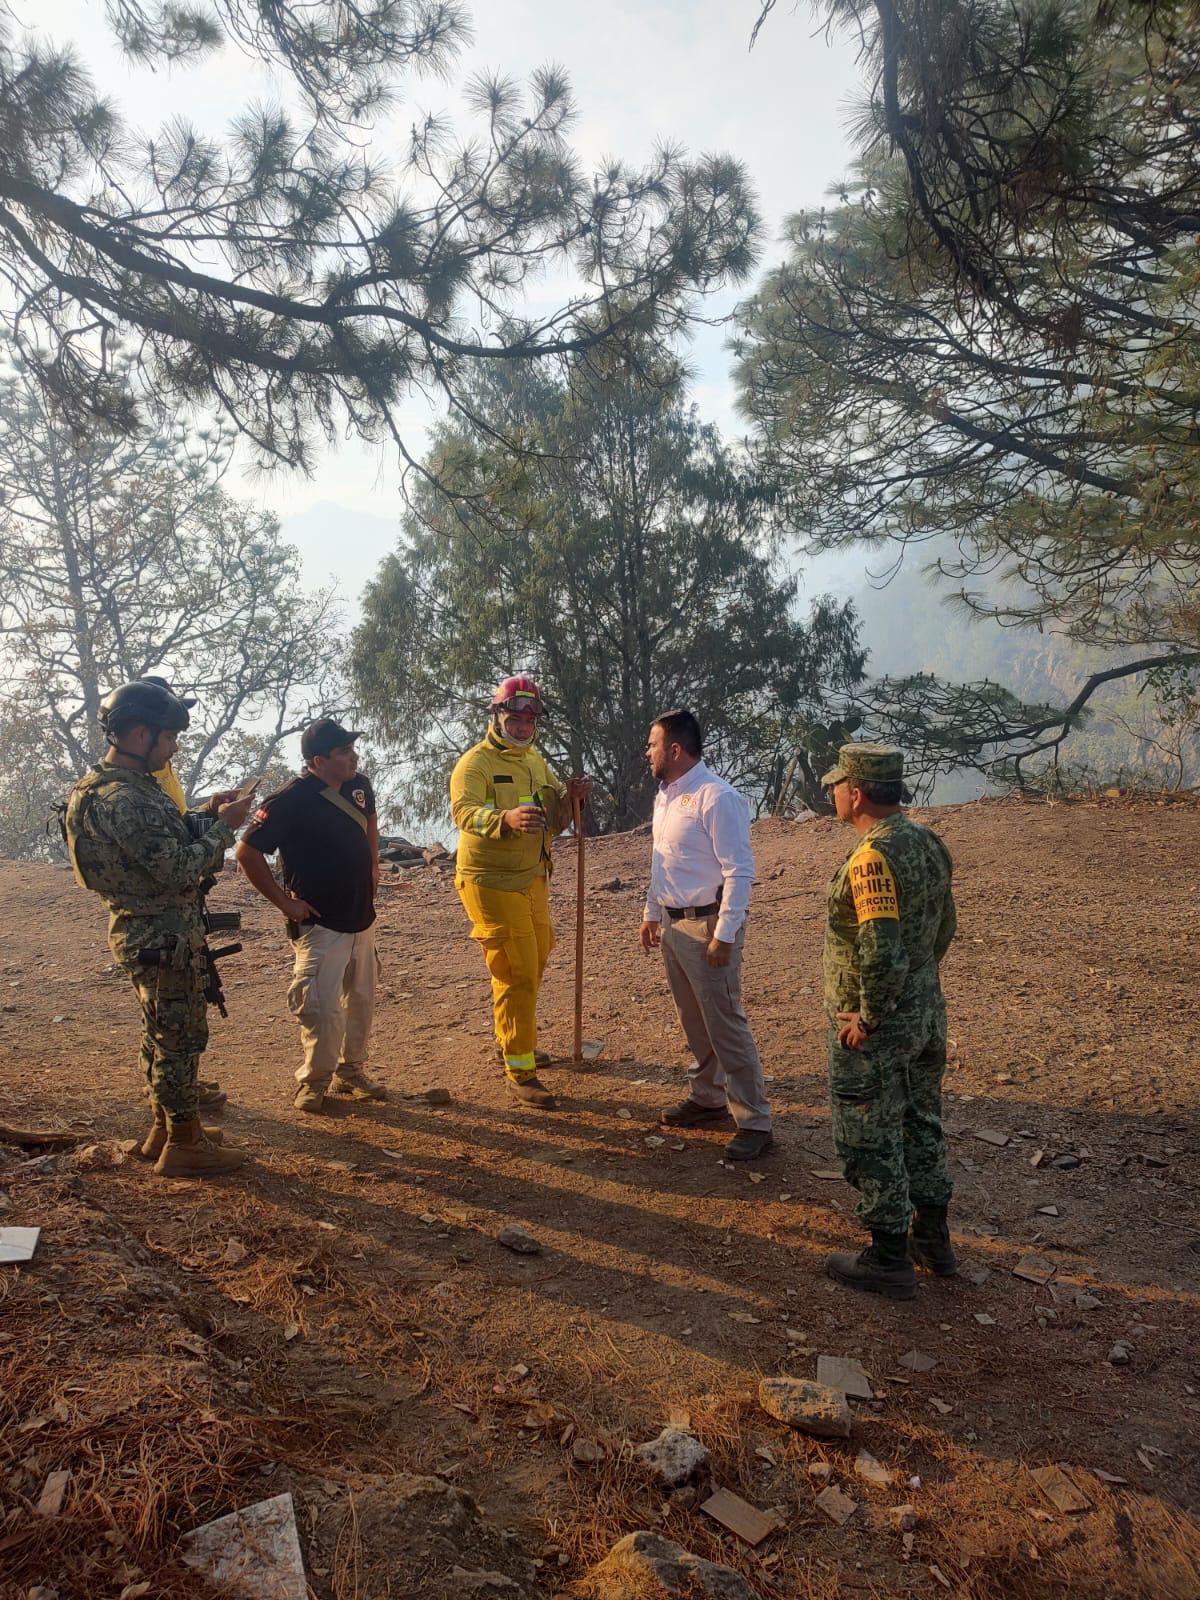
top-left (330, 1065), bottom-right (387, 1101)
top-left (136, 1106), bottom-right (225, 1162)
top-left (154, 1118), bottom-right (247, 1178)
top-left (197, 1080), bottom-right (229, 1111)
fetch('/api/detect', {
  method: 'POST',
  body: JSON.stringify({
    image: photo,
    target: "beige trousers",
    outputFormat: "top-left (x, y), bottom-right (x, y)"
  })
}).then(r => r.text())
top-left (661, 918), bottom-right (771, 1132)
top-left (287, 922), bottom-right (378, 1089)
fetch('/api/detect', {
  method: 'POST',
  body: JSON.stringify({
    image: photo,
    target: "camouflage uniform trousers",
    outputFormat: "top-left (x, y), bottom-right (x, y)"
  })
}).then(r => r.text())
top-left (827, 986), bottom-right (953, 1235)
top-left (114, 916), bottom-right (207, 1127)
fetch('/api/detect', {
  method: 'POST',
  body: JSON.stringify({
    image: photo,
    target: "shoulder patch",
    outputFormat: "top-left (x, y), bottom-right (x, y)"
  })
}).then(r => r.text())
top-left (849, 845), bottom-right (899, 922)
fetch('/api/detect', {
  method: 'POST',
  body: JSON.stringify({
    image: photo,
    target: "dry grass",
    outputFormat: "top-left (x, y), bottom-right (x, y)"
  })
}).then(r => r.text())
top-left (4, 1143), bottom-right (1199, 1600)
top-left (0, 1168), bottom-right (336, 1599)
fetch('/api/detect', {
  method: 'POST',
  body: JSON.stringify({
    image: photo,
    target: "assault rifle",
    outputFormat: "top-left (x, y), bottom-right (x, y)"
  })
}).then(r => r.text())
top-left (199, 873), bottom-right (242, 1017)
top-left (136, 883), bottom-right (241, 1016)
top-left (179, 810), bottom-right (242, 1015)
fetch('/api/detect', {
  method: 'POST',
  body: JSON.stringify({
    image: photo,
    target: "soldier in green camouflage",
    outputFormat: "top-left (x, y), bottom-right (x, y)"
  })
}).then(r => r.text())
top-left (820, 743), bottom-right (957, 1299)
top-left (65, 680), bottom-right (255, 1179)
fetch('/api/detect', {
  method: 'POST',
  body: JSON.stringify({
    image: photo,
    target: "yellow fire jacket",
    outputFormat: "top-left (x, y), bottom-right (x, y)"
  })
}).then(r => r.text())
top-left (153, 761), bottom-right (188, 815)
top-left (451, 730), bottom-right (568, 891)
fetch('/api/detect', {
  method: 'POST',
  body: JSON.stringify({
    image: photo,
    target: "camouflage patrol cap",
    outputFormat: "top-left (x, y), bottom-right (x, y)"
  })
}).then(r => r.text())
top-left (820, 742), bottom-right (906, 787)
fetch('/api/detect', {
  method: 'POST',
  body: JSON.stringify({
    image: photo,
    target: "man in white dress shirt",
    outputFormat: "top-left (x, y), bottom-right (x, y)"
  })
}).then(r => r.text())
top-left (638, 709), bottom-right (773, 1160)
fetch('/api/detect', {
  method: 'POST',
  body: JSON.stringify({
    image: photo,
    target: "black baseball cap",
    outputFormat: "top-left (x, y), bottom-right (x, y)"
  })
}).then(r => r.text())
top-left (301, 718), bottom-right (364, 761)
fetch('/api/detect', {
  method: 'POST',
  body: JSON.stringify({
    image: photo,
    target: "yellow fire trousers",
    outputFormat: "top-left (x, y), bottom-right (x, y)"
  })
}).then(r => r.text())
top-left (456, 875), bottom-right (554, 1077)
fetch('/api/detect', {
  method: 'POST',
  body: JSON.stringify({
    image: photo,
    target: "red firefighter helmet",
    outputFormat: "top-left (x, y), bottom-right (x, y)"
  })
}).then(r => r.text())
top-left (490, 675), bottom-right (544, 716)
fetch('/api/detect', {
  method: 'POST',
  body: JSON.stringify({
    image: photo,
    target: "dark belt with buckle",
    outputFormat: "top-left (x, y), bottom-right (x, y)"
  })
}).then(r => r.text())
top-left (665, 901), bottom-right (721, 922)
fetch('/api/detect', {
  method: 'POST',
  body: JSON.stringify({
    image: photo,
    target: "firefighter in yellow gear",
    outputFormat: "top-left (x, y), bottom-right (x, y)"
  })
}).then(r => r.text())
top-left (451, 676), bottom-right (590, 1110)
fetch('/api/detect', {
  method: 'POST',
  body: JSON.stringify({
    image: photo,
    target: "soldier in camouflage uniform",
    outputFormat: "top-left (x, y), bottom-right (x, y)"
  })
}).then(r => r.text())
top-left (139, 676), bottom-right (228, 1114)
top-left (65, 680), bottom-right (255, 1179)
top-left (820, 743), bottom-right (957, 1299)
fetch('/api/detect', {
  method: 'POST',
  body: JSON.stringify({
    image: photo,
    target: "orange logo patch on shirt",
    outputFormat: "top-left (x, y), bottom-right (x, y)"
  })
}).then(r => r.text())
top-left (849, 847), bottom-right (899, 921)
top-left (678, 794), bottom-right (694, 808)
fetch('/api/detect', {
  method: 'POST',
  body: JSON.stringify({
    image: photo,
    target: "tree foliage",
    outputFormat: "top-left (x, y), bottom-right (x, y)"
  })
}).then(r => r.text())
top-left (739, 0), bottom-right (1200, 780)
top-left (351, 348), bottom-right (865, 829)
top-left (0, 358), bottom-right (344, 855)
top-left (0, 1), bottom-right (758, 471)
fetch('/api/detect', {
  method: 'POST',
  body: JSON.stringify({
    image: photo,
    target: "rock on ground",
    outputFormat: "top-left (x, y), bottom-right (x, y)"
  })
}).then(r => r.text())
top-left (572, 1531), bottom-right (760, 1599)
top-left (757, 1376), bottom-right (851, 1439)
top-left (634, 1427), bottom-right (709, 1487)
top-left (498, 1224), bottom-right (541, 1255)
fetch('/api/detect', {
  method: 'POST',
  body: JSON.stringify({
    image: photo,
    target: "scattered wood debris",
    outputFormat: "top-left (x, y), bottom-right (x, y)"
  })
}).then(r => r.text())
top-left (1013, 1254), bottom-right (1056, 1285)
top-left (35, 1468), bottom-right (69, 1516)
top-left (1030, 1464), bottom-right (1091, 1514)
top-left (815, 1484), bottom-right (858, 1526)
top-left (899, 1349), bottom-right (937, 1372)
top-left (0, 1124), bottom-right (80, 1149)
top-left (816, 1355), bottom-right (872, 1399)
top-left (700, 1487), bottom-right (780, 1545)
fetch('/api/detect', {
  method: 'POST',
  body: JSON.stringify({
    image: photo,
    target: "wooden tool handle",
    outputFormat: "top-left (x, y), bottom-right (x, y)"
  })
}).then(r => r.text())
top-left (572, 785), bottom-right (584, 1063)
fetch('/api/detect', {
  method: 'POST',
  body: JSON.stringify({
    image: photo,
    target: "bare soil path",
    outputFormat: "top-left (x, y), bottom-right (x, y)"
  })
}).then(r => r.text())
top-left (1, 796), bottom-right (1198, 1599)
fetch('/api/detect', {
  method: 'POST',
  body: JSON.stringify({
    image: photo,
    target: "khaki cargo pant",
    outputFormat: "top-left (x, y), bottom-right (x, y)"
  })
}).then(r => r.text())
top-left (287, 922), bottom-right (378, 1090)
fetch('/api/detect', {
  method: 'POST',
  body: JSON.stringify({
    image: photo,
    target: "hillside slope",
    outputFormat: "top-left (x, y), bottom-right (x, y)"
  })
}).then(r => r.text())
top-left (1, 796), bottom-right (1198, 1599)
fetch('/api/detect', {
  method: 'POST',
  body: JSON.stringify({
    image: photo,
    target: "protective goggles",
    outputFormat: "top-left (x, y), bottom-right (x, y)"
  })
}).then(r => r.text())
top-left (496, 696), bottom-right (542, 716)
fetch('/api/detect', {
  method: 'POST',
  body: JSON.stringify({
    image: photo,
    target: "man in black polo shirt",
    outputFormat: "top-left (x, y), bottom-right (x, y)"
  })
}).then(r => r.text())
top-left (237, 718), bottom-right (386, 1113)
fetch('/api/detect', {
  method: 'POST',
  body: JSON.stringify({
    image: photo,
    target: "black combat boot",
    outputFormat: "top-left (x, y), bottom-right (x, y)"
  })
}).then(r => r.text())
top-left (910, 1205), bottom-right (957, 1276)
top-left (826, 1233), bottom-right (917, 1300)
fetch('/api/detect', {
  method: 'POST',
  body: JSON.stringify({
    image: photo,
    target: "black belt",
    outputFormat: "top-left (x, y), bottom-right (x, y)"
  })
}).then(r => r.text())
top-left (665, 901), bottom-right (721, 921)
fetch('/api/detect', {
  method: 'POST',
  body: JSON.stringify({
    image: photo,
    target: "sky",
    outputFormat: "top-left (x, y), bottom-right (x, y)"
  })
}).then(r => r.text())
top-left (18, 0), bottom-right (865, 607)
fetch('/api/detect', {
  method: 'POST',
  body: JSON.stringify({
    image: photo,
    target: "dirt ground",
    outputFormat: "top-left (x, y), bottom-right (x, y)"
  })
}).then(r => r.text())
top-left (1, 794), bottom-right (1198, 1600)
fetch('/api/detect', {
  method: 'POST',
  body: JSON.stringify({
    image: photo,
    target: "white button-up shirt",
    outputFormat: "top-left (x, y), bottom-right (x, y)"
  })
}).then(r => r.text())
top-left (644, 760), bottom-right (755, 944)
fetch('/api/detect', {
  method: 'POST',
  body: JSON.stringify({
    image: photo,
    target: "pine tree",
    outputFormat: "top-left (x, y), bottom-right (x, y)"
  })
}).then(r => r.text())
top-left (351, 345), bottom-right (864, 827)
top-left (0, 3), bottom-right (758, 468)
top-left (739, 0), bottom-right (1200, 781)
